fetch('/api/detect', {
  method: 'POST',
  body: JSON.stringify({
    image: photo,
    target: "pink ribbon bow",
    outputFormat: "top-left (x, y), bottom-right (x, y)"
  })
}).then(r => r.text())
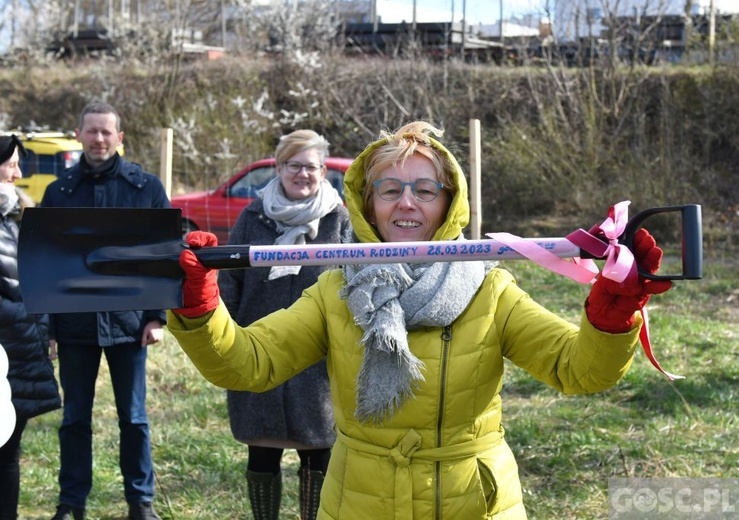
top-left (567, 200), bottom-right (636, 284)
top-left (489, 200), bottom-right (683, 381)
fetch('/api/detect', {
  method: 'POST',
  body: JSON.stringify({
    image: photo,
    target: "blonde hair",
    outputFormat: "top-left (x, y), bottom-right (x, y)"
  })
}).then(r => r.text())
top-left (274, 129), bottom-right (330, 164)
top-left (361, 121), bottom-right (456, 215)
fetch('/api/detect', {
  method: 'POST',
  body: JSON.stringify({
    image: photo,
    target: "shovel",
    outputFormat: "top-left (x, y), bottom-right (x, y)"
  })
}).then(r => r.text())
top-left (18, 205), bottom-right (702, 314)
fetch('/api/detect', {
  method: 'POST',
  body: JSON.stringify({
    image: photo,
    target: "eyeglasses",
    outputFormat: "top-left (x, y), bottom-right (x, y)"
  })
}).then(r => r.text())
top-left (283, 161), bottom-right (324, 174)
top-left (372, 177), bottom-right (445, 202)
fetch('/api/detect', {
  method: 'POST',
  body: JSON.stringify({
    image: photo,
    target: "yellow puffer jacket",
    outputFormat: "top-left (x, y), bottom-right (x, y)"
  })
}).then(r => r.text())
top-left (167, 131), bottom-right (641, 519)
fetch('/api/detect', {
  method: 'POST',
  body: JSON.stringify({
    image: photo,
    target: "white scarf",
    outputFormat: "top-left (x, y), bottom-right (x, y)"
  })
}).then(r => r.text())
top-left (260, 177), bottom-right (343, 279)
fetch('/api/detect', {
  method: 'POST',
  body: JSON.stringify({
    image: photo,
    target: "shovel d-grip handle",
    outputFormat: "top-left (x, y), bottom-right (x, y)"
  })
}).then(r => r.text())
top-left (619, 204), bottom-right (703, 281)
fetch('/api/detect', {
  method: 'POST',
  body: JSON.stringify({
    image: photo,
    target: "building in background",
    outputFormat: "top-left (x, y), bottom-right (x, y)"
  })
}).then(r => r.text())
top-left (551, 0), bottom-right (736, 42)
top-left (1, 0), bottom-right (736, 63)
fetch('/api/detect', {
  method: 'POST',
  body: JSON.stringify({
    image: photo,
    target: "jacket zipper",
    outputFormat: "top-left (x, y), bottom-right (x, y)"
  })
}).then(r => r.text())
top-left (435, 325), bottom-right (452, 520)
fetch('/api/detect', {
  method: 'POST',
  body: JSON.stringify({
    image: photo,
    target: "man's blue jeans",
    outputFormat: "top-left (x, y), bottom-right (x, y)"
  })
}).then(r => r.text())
top-left (57, 342), bottom-right (155, 508)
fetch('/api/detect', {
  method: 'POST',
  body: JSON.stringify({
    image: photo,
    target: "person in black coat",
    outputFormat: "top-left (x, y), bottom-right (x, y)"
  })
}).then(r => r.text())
top-left (219, 129), bottom-right (351, 520)
top-left (0, 134), bottom-right (61, 520)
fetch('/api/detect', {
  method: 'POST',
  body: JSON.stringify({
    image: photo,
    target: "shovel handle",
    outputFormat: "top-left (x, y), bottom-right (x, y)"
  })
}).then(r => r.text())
top-left (619, 204), bottom-right (703, 280)
top-left (193, 246), bottom-right (255, 270)
top-left (188, 205), bottom-right (703, 281)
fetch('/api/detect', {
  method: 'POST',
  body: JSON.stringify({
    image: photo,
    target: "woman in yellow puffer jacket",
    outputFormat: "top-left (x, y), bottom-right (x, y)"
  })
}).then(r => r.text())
top-left (167, 122), bottom-right (671, 519)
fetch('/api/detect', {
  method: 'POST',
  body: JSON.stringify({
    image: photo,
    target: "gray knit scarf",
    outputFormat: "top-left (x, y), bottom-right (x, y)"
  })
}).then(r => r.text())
top-left (342, 256), bottom-right (494, 423)
top-left (260, 177), bottom-right (343, 279)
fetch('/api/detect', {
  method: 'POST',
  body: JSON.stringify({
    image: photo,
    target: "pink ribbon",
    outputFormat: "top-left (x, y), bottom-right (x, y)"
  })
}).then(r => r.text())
top-left (638, 307), bottom-right (684, 380)
top-left (489, 200), bottom-right (683, 381)
top-left (569, 200), bottom-right (636, 284)
top-left (486, 232), bottom-right (598, 284)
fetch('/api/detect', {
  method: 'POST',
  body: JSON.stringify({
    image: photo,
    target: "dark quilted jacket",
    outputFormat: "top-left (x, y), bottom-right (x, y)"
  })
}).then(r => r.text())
top-left (0, 203), bottom-right (61, 420)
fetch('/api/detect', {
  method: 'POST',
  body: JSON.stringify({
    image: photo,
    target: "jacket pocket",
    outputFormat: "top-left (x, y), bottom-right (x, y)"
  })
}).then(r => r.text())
top-left (477, 457), bottom-right (499, 515)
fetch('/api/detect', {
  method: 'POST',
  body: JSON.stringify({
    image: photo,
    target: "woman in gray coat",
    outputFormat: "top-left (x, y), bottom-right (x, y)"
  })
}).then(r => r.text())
top-left (219, 130), bottom-right (351, 520)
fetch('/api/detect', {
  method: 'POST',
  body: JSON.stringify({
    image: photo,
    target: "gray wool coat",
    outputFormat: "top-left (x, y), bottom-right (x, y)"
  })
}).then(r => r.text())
top-left (220, 198), bottom-right (351, 448)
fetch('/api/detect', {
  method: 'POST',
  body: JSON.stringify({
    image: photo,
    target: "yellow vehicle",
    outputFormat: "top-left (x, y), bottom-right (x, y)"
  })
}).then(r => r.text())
top-left (13, 130), bottom-right (82, 204)
top-left (13, 129), bottom-right (123, 204)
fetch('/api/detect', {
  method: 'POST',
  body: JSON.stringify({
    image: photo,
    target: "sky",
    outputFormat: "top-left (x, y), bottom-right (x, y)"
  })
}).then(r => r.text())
top-left (376, 0), bottom-right (739, 25)
top-left (375, 0), bottom-right (539, 25)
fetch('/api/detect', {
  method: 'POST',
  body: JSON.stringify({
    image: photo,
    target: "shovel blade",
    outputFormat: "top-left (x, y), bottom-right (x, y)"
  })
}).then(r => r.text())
top-left (19, 207), bottom-right (185, 314)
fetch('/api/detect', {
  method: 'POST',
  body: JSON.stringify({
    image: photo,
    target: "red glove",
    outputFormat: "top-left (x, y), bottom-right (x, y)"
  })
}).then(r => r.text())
top-left (585, 228), bottom-right (673, 333)
top-left (174, 231), bottom-right (220, 318)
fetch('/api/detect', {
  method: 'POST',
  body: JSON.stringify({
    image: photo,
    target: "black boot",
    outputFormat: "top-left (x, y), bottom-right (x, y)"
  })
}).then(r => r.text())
top-left (246, 470), bottom-right (281, 520)
top-left (299, 467), bottom-right (325, 520)
top-left (50, 505), bottom-right (85, 520)
top-left (127, 502), bottom-right (161, 520)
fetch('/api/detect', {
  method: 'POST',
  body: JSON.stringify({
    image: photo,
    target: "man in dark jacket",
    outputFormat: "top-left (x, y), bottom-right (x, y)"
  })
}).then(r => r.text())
top-left (41, 102), bottom-right (169, 520)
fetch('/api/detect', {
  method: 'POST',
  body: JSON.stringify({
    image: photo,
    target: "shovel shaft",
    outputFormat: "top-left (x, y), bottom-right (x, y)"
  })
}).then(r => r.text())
top-left (194, 204), bottom-right (702, 281)
top-left (194, 238), bottom-right (582, 269)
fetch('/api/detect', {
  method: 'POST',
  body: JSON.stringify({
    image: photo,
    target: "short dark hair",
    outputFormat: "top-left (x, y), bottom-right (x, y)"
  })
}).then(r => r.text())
top-left (78, 102), bottom-right (121, 131)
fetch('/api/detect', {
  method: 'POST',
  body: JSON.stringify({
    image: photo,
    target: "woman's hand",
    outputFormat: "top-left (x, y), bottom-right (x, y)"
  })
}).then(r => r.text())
top-left (174, 231), bottom-right (220, 318)
top-left (585, 228), bottom-right (673, 333)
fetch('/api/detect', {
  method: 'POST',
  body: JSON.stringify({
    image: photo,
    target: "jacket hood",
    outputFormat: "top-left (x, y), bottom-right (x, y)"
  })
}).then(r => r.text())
top-left (343, 134), bottom-right (469, 243)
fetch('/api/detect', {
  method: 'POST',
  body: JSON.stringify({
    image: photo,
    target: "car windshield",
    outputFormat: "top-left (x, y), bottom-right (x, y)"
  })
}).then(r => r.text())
top-left (228, 166), bottom-right (274, 198)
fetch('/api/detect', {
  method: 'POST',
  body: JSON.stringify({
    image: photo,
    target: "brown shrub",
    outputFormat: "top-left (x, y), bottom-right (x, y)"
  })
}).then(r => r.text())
top-left (1, 55), bottom-right (737, 249)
